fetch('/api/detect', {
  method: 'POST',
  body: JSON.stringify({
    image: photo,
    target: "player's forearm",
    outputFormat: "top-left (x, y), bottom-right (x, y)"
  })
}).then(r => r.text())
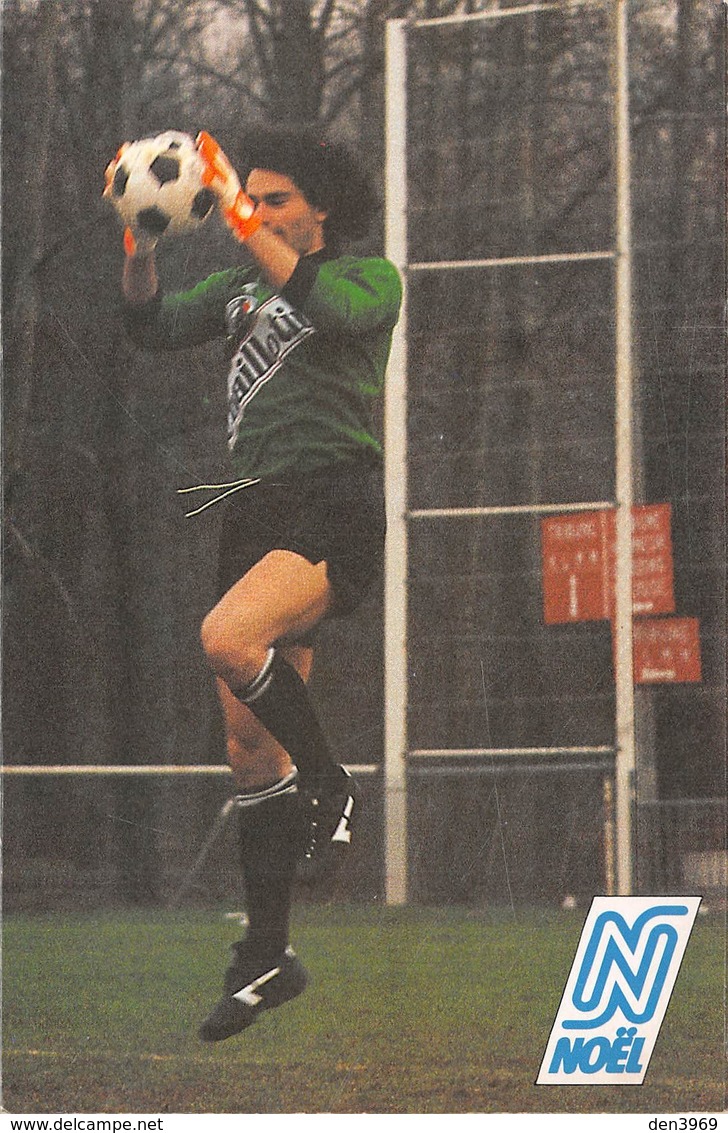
top-left (195, 133), bottom-right (301, 289)
top-left (240, 225), bottom-right (300, 291)
top-left (123, 251), bottom-right (159, 305)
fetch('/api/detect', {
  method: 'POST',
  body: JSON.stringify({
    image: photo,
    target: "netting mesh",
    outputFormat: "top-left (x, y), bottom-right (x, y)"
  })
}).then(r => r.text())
top-left (393, 4), bottom-right (619, 906)
top-left (406, 5), bottom-right (612, 264)
top-left (391, 0), bottom-right (724, 906)
top-left (407, 261), bottom-right (616, 512)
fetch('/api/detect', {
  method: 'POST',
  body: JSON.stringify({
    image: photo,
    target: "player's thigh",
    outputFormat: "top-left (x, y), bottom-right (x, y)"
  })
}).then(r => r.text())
top-left (204, 549), bottom-right (333, 656)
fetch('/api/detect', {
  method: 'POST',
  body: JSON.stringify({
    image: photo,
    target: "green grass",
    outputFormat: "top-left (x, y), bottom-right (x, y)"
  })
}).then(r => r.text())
top-left (2, 904), bottom-right (725, 1114)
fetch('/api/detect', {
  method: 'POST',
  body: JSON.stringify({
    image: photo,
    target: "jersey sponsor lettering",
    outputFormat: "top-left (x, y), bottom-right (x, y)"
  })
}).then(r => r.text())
top-left (226, 292), bottom-right (314, 450)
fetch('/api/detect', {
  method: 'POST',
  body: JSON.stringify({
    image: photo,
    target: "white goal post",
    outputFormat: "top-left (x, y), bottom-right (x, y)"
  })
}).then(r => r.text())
top-left (383, 1), bottom-right (636, 904)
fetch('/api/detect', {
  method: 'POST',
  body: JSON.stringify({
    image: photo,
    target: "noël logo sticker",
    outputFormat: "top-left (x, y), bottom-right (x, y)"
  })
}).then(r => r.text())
top-left (537, 895), bottom-right (701, 1084)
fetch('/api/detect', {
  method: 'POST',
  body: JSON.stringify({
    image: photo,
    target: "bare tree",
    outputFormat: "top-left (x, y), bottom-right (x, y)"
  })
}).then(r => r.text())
top-left (186, 0), bottom-right (469, 135)
top-left (6, 0), bottom-right (61, 494)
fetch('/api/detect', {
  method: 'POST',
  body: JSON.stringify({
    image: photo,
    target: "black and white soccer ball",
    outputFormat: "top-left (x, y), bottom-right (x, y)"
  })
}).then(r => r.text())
top-left (108, 131), bottom-right (216, 240)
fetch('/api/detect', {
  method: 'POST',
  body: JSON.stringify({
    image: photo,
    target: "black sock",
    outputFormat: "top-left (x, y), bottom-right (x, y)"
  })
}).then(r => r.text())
top-left (233, 648), bottom-right (339, 787)
top-left (237, 774), bottom-right (301, 960)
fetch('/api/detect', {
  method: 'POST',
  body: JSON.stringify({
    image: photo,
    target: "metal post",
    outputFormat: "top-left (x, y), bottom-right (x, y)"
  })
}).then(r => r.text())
top-left (612, 0), bottom-right (636, 895)
top-left (603, 775), bottom-right (616, 896)
top-left (383, 18), bottom-right (409, 905)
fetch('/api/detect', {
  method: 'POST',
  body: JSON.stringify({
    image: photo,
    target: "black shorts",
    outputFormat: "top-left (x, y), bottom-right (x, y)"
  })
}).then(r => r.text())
top-left (215, 461), bottom-right (386, 617)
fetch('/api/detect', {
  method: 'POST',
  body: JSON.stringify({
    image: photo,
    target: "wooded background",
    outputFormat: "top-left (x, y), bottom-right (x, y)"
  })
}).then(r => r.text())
top-left (3, 0), bottom-right (724, 908)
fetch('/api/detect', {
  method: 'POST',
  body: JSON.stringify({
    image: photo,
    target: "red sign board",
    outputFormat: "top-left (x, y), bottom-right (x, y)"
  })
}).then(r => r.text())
top-left (618, 504), bottom-right (675, 616)
top-left (541, 510), bottom-right (612, 623)
top-left (541, 504), bottom-right (675, 624)
top-left (631, 617), bottom-right (702, 684)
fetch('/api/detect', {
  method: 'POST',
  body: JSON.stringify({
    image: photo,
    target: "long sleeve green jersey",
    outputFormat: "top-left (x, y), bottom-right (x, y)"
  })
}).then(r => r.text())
top-left (124, 249), bottom-right (403, 481)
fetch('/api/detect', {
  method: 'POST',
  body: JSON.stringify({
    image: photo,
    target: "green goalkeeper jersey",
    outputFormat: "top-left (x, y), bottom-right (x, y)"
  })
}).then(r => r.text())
top-left (124, 248), bottom-right (402, 481)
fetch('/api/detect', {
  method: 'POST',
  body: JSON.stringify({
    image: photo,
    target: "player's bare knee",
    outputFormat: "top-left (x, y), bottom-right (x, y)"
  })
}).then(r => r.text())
top-left (199, 611), bottom-right (228, 674)
top-left (200, 607), bottom-right (267, 686)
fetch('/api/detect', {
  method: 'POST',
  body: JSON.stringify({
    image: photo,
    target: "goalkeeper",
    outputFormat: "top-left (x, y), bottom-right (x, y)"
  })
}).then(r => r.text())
top-left (108, 128), bottom-right (401, 1042)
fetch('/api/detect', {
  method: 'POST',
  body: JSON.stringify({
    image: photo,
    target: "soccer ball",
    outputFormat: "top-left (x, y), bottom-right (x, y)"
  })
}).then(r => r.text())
top-left (107, 131), bottom-right (216, 240)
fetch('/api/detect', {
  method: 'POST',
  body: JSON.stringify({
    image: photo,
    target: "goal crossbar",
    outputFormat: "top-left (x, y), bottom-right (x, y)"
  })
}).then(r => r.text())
top-left (411, 0), bottom-right (600, 30)
top-left (1, 763), bottom-right (380, 776)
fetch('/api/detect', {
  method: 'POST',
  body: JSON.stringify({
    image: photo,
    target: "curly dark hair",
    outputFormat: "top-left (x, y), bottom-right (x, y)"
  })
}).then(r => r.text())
top-left (230, 126), bottom-right (378, 244)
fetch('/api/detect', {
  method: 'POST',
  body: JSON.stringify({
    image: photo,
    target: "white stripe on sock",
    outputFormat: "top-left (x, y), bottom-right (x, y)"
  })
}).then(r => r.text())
top-left (234, 769), bottom-right (299, 809)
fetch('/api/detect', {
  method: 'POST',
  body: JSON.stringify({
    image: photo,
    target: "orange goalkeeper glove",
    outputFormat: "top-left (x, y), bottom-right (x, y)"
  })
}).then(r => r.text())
top-left (195, 131), bottom-right (262, 243)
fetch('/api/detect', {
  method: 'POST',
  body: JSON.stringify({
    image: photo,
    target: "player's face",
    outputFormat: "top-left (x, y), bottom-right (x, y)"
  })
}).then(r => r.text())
top-left (245, 169), bottom-right (328, 256)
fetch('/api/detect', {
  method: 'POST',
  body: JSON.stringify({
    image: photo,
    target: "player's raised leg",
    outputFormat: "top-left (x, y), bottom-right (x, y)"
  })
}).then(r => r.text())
top-left (201, 549), bottom-right (358, 881)
top-left (198, 556), bottom-right (358, 1041)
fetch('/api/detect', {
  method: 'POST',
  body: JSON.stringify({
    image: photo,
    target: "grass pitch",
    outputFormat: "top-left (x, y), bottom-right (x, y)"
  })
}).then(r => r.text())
top-left (2, 903), bottom-right (725, 1114)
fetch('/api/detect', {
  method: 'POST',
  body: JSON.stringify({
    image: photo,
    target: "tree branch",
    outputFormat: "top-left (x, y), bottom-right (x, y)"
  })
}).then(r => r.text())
top-left (322, 67), bottom-right (367, 128)
top-left (156, 51), bottom-right (270, 112)
top-left (242, 0), bottom-right (278, 96)
top-left (316, 0), bottom-right (339, 37)
top-left (325, 53), bottom-right (364, 83)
